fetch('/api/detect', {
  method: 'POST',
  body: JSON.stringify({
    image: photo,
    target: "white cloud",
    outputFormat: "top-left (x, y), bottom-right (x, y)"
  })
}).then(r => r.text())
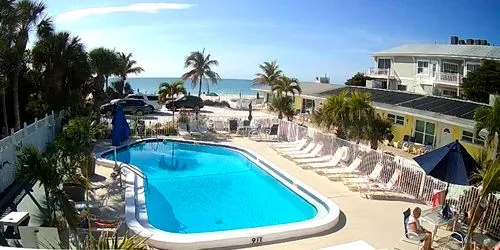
top-left (55, 3), bottom-right (194, 23)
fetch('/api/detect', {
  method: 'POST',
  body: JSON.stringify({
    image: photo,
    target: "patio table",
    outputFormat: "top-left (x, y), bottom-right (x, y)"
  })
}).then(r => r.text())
top-left (0, 211), bottom-right (29, 235)
top-left (420, 206), bottom-right (456, 244)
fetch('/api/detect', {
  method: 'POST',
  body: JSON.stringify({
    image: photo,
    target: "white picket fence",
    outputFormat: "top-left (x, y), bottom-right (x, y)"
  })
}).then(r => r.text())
top-left (275, 120), bottom-right (500, 238)
top-left (0, 110), bottom-right (65, 193)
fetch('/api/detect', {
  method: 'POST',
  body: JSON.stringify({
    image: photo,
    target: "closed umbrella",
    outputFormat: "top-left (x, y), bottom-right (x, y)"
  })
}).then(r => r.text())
top-left (248, 102), bottom-right (253, 122)
top-left (112, 105), bottom-right (131, 146)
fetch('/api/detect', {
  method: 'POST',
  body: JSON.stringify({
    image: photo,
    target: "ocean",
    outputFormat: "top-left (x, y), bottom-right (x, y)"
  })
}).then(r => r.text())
top-left (123, 78), bottom-right (256, 95)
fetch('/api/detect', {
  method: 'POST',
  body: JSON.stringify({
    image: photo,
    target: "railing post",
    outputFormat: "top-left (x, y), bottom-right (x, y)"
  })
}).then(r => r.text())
top-left (418, 171), bottom-right (426, 199)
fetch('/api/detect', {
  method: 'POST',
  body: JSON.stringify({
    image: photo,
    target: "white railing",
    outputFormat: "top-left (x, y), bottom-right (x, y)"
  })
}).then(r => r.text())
top-left (276, 120), bottom-right (500, 238)
top-left (0, 110), bottom-right (65, 192)
top-left (366, 68), bottom-right (393, 78)
top-left (436, 72), bottom-right (460, 85)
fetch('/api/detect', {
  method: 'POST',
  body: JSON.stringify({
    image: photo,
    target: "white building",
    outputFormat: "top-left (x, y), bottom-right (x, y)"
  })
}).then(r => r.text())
top-left (365, 37), bottom-right (500, 97)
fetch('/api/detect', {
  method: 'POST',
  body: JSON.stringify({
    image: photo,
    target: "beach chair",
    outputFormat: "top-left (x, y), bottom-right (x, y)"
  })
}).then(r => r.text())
top-left (360, 168), bottom-right (402, 199)
top-left (343, 162), bottom-right (384, 187)
top-left (274, 139), bottom-right (308, 153)
top-left (294, 154), bottom-right (332, 164)
top-left (229, 119), bottom-right (238, 133)
top-left (264, 124), bottom-right (279, 141)
top-left (177, 123), bottom-right (190, 136)
top-left (213, 120), bottom-right (230, 137)
top-left (304, 146), bottom-right (347, 170)
top-left (279, 142), bottom-right (317, 156)
top-left (270, 138), bottom-right (306, 148)
top-left (317, 157), bottom-right (362, 179)
top-left (287, 143), bottom-right (324, 159)
top-left (399, 208), bottom-right (423, 249)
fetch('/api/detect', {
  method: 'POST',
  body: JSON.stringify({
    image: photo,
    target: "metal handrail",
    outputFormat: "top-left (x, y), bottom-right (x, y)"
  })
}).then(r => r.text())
top-left (118, 162), bottom-right (149, 192)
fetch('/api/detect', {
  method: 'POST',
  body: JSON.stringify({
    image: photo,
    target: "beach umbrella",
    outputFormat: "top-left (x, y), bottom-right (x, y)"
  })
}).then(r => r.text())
top-left (248, 101), bottom-right (253, 122)
top-left (111, 105), bottom-right (131, 146)
top-left (414, 140), bottom-right (479, 190)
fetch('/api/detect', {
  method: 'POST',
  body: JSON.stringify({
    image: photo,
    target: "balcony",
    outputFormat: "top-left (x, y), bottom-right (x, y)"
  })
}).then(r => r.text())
top-left (366, 68), bottom-right (395, 79)
top-left (435, 72), bottom-right (461, 86)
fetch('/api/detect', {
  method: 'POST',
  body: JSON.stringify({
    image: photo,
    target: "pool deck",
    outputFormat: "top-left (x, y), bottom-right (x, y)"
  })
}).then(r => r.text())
top-left (92, 137), bottom-right (451, 250)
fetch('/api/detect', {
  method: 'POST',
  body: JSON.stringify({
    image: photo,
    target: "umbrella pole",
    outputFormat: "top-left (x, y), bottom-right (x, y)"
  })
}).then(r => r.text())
top-left (444, 182), bottom-right (450, 204)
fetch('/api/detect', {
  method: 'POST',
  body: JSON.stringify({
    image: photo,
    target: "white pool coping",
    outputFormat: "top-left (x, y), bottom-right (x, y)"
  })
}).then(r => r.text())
top-left (96, 138), bottom-right (340, 250)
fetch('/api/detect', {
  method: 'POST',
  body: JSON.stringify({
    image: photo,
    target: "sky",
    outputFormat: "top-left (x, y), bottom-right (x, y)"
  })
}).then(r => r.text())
top-left (46, 0), bottom-right (500, 83)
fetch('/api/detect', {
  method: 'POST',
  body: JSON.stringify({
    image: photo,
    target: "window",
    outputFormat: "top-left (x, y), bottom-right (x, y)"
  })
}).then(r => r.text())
top-left (387, 113), bottom-right (405, 125)
top-left (442, 62), bottom-right (459, 73)
top-left (442, 89), bottom-right (457, 97)
top-left (128, 95), bottom-right (143, 100)
top-left (147, 95), bottom-right (159, 101)
top-left (373, 80), bottom-right (387, 89)
top-left (378, 58), bottom-right (391, 69)
top-left (397, 85), bottom-right (407, 91)
top-left (415, 120), bottom-right (435, 145)
top-left (461, 131), bottom-right (485, 145)
top-left (417, 61), bottom-right (429, 75)
top-left (466, 64), bottom-right (480, 74)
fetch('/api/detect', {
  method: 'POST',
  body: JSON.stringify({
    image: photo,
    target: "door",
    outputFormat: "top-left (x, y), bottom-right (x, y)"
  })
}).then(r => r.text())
top-left (440, 127), bottom-right (453, 147)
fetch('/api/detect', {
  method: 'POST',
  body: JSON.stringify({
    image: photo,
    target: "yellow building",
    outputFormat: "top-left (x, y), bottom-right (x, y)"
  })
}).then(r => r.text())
top-left (254, 84), bottom-right (490, 157)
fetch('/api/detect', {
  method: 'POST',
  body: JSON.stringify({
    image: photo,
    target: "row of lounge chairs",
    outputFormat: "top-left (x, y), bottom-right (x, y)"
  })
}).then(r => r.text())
top-left (270, 139), bottom-right (403, 199)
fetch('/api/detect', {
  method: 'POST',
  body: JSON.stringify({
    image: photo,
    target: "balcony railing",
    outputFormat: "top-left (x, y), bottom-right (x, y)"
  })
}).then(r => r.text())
top-left (436, 72), bottom-right (460, 85)
top-left (366, 68), bottom-right (393, 78)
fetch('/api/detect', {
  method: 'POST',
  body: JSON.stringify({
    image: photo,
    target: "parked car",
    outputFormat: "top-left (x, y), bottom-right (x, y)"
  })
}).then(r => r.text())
top-left (165, 96), bottom-right (204, 111)
top-left (100, 99), bottom-right (154, 116)
top-left (125, 94), bottom-right (161, 110)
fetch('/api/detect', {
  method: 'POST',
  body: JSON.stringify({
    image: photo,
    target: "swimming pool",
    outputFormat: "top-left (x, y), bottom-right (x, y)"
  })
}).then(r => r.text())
top-left (97, 139), bottom-right (339, 249)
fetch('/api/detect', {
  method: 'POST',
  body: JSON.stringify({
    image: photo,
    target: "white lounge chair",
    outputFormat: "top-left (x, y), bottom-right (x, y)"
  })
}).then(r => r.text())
top-left (343, 162), bottom-right (384, 188)
top-left (294, 155), bottom-right (332, 164)
top-left (271, 138), bottom-right (306, 148)
top-left (177, 123), bottom-right (190, 136)
top-left (318, 157), bottom-right (362, 178)
top-left (213, 120), bottom-right (230, 137)
top-left (274, 139), bottom-right (308, 153)
top-left (304, 146), bottom-right (347, 169)
top-left (288, 143), bottom-right (324, 159)
top-left (278, 142), bottom-right (316, 155)
top-left (360, 168), bottom-right (402, 198)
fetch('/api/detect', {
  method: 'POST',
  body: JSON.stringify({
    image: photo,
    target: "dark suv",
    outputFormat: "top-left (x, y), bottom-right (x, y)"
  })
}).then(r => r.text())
top-left (100, 99), bottom-right (154, 116)
top-left (165, 96), bottom-right (204, 111)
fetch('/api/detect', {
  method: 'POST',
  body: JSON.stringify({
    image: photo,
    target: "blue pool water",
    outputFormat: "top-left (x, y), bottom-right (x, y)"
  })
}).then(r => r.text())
top-left (106, 140), bottom-right (317, 234)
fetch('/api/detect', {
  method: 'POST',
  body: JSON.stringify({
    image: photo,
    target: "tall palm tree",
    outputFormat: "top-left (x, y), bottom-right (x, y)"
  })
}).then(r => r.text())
top-left (0, 76), bottom-right (8, 136)
top-left (348, 91), bottom-right (373, 142)
top-left (11, 0), bottom-right (46, 130)
top-left (253, 60), bottom-right (282, 85)
top-left (182, 49), bottom-right (220, 97)
top-left (0, 1), bottom-right (16, 135)
top-left (271, 76), bottom-right (301, 97)
top-left (464, 151), bottom-right (500, 250)
top-left (270, 95), bottom-right (295, 120)
top-left (158, 80), bottom-right (186, 123)
top-left (364, 113), bottom-right (392, 149)
top-left (89, 47), bottom-right (118, 90)
top-left (474, 97), bottom-right (500, 153)
top-left (312, 91), bottom-right (350, 139)
top-left (116, 52), bottom-right (144, 89)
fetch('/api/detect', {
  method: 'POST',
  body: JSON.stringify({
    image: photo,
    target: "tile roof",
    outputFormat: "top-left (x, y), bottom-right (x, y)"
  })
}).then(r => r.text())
top-left (373, 44), bottom-right (500, 60)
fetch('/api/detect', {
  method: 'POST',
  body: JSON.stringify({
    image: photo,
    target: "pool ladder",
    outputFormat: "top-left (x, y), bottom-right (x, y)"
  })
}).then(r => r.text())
top-left (118, 163), bottom-right (149, 192)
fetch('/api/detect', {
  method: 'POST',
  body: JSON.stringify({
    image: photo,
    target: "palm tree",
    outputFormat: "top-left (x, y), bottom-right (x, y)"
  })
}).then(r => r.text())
top-left (253, 60), bottom-right (282, 85)
top-left (158, 80), bottom-right (186, 123)
top-left (364, 113), bottom-right (393, 149)
top-left (271, 76), bottom-right (301, 97)
top-left (464, 151), bottom-right (500, 250)
top-left (474, 97), bottom-right (500, 154)
top-left (89, 47), bottom-right (118, 90)
top-left (312, 91), bottom-right (350, 139)
top-left (11, 0), bottom-right (47, 130)
top-left (270, 95), bottom-right (294, 120)
top-left (182, 49), bottom-right (220, 97)
top-left (115, 52), bottom-right (144, 94)
top-left (0, 76), bottom-right (8, 136)
top-left (348, 91), bottom-right (373, 142)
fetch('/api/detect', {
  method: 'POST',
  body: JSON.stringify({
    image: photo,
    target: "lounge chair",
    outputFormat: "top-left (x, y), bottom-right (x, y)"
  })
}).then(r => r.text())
top-left (277, 141), bottom-right (315, 155)
top-left (343, 162), bottom-right (384, 187)
top-left (270, 138), bottom-right (306, 148)
top-left (287, 143), bottom-right (324, 159)
top-left (294, 154), bottom-right (332, 164)
top-left (318, 157), bottom-right (362, 179)
top-left (177, 123), bottom-right (190, 136)
top-left (275, 139), bottom-right (308, 153)
top-left (264, 124), bottom-right (279, 141)
top-left (304, 146), bottom-right (347, 170)
top-left (360, 168), bottom-right (402, 198)
top-left (213, 120), bottom-right (230, 137)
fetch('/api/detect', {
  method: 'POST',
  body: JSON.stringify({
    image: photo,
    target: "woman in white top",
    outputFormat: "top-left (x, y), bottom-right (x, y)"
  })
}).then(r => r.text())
top-left (407, 207), bottom-right (433, 250)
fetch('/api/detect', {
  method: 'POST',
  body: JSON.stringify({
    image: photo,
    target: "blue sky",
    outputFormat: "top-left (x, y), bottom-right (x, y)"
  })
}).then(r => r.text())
top-left (47, 0), bottom-right (500, 83)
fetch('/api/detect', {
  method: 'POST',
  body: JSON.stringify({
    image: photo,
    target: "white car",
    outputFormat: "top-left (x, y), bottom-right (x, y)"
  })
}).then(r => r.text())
top-left (125, 94), bottom-right (162, 110)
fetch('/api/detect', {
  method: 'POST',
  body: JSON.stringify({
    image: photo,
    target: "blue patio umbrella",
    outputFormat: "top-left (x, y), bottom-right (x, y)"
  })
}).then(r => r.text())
top-left (111, 104), bottom-right (131, 147)
top-left (413, 140), bottom-right (479, 186)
